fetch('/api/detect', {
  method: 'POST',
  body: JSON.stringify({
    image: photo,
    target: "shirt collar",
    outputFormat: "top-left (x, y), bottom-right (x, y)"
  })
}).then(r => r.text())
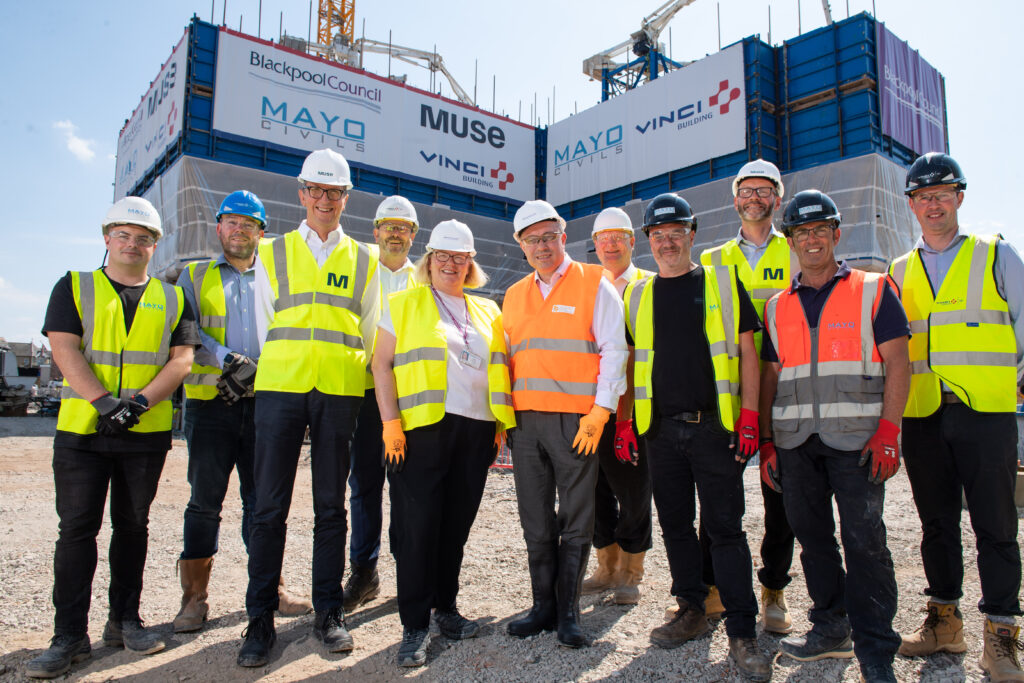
top-left (298, 219), bottom-right (344, 246)
top-left (383, 257), bottom-right (415, 274)
top-left (533, 254), bottom-right (572, 285)
top-left (914, 229), bottom-right (968, 254)
top-left (736, 225), bottom-right (785, 248)
top-left (790, 260), bottom-right (852, 292)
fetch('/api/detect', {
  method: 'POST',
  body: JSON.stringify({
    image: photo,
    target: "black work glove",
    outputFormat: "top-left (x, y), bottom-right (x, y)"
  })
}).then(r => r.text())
top-left (91, 393), bottom-right (145, 436)
top-left (217, 353), bottom-right (258, 405)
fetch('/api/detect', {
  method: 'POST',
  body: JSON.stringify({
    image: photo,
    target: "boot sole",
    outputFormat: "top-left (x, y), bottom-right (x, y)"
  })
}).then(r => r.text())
top-left (25, 651), bottom-right (91, 679)
top-left (763, 622), bottom-right (794, 635)
top-left (507, 622), bottom-right (557, 638)
top-left (781, 648), bottom-right (854, 662)
top-left (173, 613), bottom-right (208, 633)
top-left (237, 653), bottom-right (270, 668)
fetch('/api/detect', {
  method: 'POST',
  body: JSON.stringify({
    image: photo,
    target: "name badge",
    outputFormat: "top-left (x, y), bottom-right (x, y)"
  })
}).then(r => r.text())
top-left (552, 304), bottom-right (576, 314)
top-left (459, 349), bottom-right (483, 370)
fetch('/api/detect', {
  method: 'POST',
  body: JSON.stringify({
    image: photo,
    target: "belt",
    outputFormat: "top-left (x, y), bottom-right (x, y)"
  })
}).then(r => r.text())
top-left (941, 393), bottom-right (963, 405)
top-left (667, 410), bottom-right (706, 423)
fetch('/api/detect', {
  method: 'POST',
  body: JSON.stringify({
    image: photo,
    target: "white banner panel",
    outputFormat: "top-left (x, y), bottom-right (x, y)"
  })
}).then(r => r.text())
top-left (213, 30), bottom-right (535, 202)
top-left (546, 44), bottom-right (746, 206)
top-left (115, 32), bottom-right (188, 200)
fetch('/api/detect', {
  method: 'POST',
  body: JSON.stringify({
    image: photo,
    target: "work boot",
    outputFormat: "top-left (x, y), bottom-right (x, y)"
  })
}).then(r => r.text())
top-left (102, 619), bottom-right (166, 655)
top-left (581, 543), bottom-right (620, 595)
top-left (313, 606), bottom-right (354, 652)
top-left (613, 550), bottom-right (645, 605)
top-left (397, 627), bottom-right (431, 667)
top-left (173, 557), bottom-right (213, 633)
top-left (434, 606), bottom-right (480, 640)
top-left (25, 634), bottom-right (91, 679)
top-left (728, 636), bottom-right (772, 682)
top-left (651, 599), bottom-right (712, 648)
top-left (898, 601), bottom-right (967, 656)
top-left (860, 661), bottom-right (898, 682)
top-left (556, 542), bottom-right (591, 648)
top-left (342, 564), bottom-right (380, 612)
top-left (980, 619), bottom-right (1024, 682)
top-left (761, 586), bottom-right (792, 634)
top-left (277, 576), bottom-right (313, 617)
top-left (237, 611), bottom-right (275, 668)
top-left (508, 543), bottom-right (558, 638)
top-left (780, 630), bottom-right (854, 661)
top-left (665, 584), bottom-right (724, 621)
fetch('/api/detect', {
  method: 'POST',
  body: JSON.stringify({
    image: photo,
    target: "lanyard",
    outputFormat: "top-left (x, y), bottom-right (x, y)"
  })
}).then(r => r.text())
top-left (431, 286), bottom-right (470, 347)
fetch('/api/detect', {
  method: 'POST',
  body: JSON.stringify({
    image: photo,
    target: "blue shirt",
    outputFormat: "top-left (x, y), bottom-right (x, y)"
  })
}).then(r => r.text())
top-left (733, 226), bottom-right (787, 271)
top-left (176, 255), bottom-right (260, 368)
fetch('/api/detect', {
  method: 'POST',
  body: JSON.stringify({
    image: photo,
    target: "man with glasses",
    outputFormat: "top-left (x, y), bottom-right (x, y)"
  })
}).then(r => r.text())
top-left (697, 159), bottom-right (797, 634)
top-left (890, 153), bottom-right (1024, 680)
top-left (238, 149), bottom-right (380, 667)
top-left (761, 190), bottom-right (909, 683)
top-left (503, 199), bottom-right (627, 648)
top-left (343, 195), bottom-right (422, 613)
top-left (624, 193), bottom-right (771, 681)
top-left (581, 207), bottom-right (655, 606)
top-left (172, 191), bottom-right (312, 635)
top-left (29, 198), bottom-right (198, 679)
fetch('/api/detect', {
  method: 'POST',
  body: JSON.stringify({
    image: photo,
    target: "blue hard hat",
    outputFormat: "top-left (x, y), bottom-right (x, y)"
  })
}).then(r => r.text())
top-left (217, 190), bottom-right (267, 228)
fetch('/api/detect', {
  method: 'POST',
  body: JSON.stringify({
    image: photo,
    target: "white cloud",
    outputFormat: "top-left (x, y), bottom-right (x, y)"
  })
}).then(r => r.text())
top-left (53, 120), bottom-right (97, 162)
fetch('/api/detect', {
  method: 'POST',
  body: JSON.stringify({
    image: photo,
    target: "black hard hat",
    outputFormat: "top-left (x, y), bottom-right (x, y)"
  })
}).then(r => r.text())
top-left (781, 190), bottom-right (841, 235)
top-left (642, 193), bottom-right (697, 234)
top-left (905, 152), bottom-right (966, 196)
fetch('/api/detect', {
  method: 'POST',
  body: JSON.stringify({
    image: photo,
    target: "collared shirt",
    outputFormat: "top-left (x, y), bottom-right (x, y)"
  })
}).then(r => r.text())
top-left (734, 225), bottom-right (787, 271)
top-left (606, 263), bottom-right (640, 298)
top-left (254, 220), bottom-right (381, 357)
top-left (176, 255), bottom-right (260, 368)
top-left (379, 257), bottom-right (415, 318)
top-left (531, 256), bottom-right (627, 411)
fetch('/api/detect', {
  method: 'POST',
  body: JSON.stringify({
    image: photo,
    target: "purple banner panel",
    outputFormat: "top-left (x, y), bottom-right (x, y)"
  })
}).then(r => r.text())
top-left (876, 23), bottom-right (947, 154)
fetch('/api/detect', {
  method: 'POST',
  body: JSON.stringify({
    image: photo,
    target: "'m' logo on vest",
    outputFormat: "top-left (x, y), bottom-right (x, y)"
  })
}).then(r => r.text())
top-left (763, 267), bottom-right (784, 280)
top-left (827, 321), bottom-right (855, 329)
top-left (139, 302), bottom-right (164, 311)
top-left (326, 273), bottom-right (349, 288)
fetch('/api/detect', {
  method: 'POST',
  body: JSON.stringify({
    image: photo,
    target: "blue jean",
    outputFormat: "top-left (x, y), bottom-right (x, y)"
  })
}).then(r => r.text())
top-left (182, 397), bottom-right (256, 559)
top-left (245, 390), bottom-right (360, 616)
top-left (347, 389), bottom-right (385, 569)
top-left (778, 434), bottom-right (900, 666)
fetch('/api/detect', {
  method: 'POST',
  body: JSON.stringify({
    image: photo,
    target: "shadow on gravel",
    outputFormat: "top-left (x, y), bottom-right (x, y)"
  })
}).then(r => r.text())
top-left (346, 596), bottom-right (398, 628)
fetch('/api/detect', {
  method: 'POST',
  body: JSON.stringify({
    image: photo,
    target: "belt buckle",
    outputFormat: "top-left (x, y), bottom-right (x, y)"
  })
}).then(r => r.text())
top-left (685, 411), bottom-right (702, 424)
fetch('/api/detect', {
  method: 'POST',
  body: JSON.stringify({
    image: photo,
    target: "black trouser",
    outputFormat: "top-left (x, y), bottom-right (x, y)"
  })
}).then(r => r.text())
top-left (182, 397), bottom-right (256, 559)
top-left (779, 435), bottom-right (900, 667)
top-left (593, 416), bottom-right (653, 554)
top-left (389, 414), bottom-right (493, 629)
top-left (245, 390), bottom-right (360, 617)
top-left (347, 389), bottom-right (385, 570)
top-left (902, 402), bottom-right (1022, 617)
top-left (51, 446), bottom-right (166, 636)
top-left (644, 415), bottom-right (757, 638)
top-left (699, 480), bottom-right (795, 590)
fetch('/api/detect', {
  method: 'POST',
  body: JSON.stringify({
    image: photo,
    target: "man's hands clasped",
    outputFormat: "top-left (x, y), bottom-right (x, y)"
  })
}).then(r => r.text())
top-left (217, 353), bottom-right (258, 404)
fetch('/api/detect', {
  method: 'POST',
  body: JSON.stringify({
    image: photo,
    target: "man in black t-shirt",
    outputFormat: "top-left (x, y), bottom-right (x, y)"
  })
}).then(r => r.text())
top-left (27, 198), bottom-right (199, 680)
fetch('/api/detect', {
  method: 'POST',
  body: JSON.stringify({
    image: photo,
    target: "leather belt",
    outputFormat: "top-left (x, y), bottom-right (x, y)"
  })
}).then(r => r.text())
top-left (668, 410), bottom-right (705, 423)
top-left (941, 393), bottom-right (962, 405)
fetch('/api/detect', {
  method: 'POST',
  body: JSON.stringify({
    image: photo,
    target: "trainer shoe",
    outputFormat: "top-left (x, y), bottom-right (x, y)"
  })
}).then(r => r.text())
top-left (780, 630), bottom-right (854, 661)
top-left (25, 634), bottom-right (91, 679)
top-left (102, 619), bottom-right (166, 655)
top-left (397, 627), bottom-right (431, 667)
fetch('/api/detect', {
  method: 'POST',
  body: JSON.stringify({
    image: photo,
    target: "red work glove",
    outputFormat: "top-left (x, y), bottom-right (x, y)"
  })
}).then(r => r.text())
top-left (859, 418), bottom-right (901, 484)
top-left (759, 440), bottom-right (781, 493)
top-left (614, 419), bottom-right (639, 465)
top-left (733, 408), bottom-right (759, 461)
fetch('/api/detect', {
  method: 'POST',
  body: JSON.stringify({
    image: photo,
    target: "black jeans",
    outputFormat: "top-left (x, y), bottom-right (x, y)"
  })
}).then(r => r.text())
top-left (644, 415), bottom-right (757, 638)
top-left (245, 390), bottom-right (360, 617)
top-left (593, 416), bottom-right (653, 554)
top-left (779, 435), bottom-right (900, 667)
top-left (51, 446), bottom-right (166, 636)
top-left (902, 403), bottom-right (1022, 617)
top-left (347, 389), bottom-right (385, 569)
top-left (389, 414), bottom-right (493, 629)
top-left (182, 397), bottom-right (256, 559)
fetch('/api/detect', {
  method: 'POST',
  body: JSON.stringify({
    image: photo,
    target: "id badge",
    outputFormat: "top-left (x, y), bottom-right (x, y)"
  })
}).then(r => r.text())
top-left (459, 349), bottom-right (483, 369)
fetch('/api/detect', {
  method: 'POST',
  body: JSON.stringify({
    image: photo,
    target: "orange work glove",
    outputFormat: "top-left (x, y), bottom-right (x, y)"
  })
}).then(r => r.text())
top-left (572, 405), bottom-right (611, 457)
top-left (382, 419), bottom-right (406, 473)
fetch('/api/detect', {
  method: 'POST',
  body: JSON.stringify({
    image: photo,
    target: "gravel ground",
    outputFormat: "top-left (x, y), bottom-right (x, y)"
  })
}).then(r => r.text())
top-left (0, 416), bottom-right (1021, 681)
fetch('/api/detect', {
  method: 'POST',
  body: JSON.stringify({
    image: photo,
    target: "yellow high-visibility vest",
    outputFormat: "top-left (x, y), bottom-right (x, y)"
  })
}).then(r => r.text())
top-left (182, 260), bottom-right (226, 400)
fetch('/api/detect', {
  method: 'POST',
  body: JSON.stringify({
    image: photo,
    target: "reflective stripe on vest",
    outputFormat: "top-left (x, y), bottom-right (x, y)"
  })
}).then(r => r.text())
top-left (183, 261), bottom-right (226, 400)
top-left (255, 230), bottom-right (376, 396)
top-left (390, 286), bottom-right (515, 431)
top-left (625, 266), bottom-right (741, 435)
top-left (890, 235), bottom-right (1015, 415)
top-left (57, 271), bottom-right (183, 435)
top-left (503, 262), bottom-right (603, 414)
top-left (766, 269), bottom-right (886, 451)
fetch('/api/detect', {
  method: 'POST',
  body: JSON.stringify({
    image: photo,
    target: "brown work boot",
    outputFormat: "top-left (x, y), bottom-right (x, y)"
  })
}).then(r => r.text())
top-left (582, 543), bottom-right (620, 595)
top-left (277, 577), bottom-right (313, 617)
top-left (613, 551), bottom-right (645, 605)
top-left (980, 619), bottom-right (1024, 682)
top-left (898, 601), bottom-right (967, 656)
top-left (729, 636), bottom-right (773, 682)
top-left (651, 599), bottom-right (711, 648)
top-left (761, 586), bottom-right (793, 634)
top-left (173, 557), bottom-right (212, 633)
top-left (705, 585), bottom-right (725, 620)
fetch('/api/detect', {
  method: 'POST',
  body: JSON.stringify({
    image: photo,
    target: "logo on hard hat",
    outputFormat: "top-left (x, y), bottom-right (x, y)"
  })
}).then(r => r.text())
top-left (709, 80), bottom-right (741, 115)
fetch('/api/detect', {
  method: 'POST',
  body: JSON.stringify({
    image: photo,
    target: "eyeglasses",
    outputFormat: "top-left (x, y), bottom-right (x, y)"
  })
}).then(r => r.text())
top-left (789, 225), bottom-right (834, 243)
top-left (379, 224), bottom-right (415, 235)
top-left (520, 231), bottom-right (563, 247)
top-left (737, 187), bottom-right (776, 199)
top-left (220, 217), bottom-right (261, 233)
top-left (304, 185), bottom-right (347, 201)
top-left (594, 232), bottom-right (632, 245)
top-left (432, 251), bottom-right (470, 265)
top-left (108, 230), bottom-right (156, 247)
top-left (911, 189), bottom-right (957, 204)
top-left (648, 227), bottom-right (692, 243)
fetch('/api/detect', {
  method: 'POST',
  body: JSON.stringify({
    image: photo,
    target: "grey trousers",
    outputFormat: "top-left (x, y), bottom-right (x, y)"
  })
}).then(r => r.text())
top-left (510, 410), bottom-right (600, 550)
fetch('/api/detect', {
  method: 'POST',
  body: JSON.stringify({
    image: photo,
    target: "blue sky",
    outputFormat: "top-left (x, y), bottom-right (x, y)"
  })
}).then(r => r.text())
top-left (0, 0), bottom-right (1018, 344)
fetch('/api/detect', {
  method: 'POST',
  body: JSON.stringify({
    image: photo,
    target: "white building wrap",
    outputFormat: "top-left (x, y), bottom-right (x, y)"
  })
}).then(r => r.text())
top-left (546, 43), bottom-right (746, 206)
top-left (213, 30), bottom-right (535, 203)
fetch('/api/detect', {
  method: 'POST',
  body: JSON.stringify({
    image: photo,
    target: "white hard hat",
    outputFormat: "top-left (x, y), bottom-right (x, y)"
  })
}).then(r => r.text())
top-left (513, 199), bottom-right (562, 238)
top-left (374, 195), bottom-right (418, 228)
top-left (592, 207), bottom-right (633, 237)
top-left (298, 148), bottom-right (353, 189)
top-left (732, 159), bottom-right (784, 199)
top-left (102, 197), bottom-right (162, 238)
top-left (427, 220), bottom-right (475, 255)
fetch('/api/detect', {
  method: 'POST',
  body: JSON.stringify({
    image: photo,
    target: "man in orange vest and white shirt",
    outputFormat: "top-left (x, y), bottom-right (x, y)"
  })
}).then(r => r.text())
top-left (503, 200), bottom-right (627, 649)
